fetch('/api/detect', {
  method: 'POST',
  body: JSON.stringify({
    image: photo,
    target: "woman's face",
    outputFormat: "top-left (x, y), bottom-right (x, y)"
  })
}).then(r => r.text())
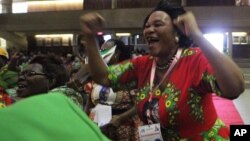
top-left (17, 63), bottom-right (51, 98)
top-left (143, 11), bottom-right (176, 57)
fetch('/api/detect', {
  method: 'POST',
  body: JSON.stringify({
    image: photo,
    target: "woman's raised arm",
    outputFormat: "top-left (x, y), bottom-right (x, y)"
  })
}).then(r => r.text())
top-left (80, 12), bottom-right (110, 86)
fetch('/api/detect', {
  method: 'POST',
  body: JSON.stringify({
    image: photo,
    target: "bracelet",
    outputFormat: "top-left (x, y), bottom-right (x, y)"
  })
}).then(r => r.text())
top-left (114, 91), bottom-right (124, 104)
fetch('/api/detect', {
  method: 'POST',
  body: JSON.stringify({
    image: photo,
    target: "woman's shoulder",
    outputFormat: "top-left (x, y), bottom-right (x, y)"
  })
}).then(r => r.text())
top-left (132, 55), bottom-right (153, 63)
top-left (183, 47), bottom-right (202, 52)
top-left (130, 55), bottom-right (154, 69)
top-left (181, 47), bottom-right (203, 58)
top-left (50, 85), bottom-right (83, 108)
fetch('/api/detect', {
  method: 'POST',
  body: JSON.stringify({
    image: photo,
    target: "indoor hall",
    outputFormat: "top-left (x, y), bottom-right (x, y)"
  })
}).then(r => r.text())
top-left (0, 0), bottom-right (250, 140)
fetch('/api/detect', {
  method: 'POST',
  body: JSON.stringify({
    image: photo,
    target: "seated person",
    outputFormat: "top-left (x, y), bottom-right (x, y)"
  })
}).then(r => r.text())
top-left (15, 53), bottom-right (83, 108)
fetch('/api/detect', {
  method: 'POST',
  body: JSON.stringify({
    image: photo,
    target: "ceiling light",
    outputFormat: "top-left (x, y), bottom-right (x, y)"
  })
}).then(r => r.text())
top-left (116, 33), bottom-right (131, 36)
top-left (232, 32), bottom-right (247, 36)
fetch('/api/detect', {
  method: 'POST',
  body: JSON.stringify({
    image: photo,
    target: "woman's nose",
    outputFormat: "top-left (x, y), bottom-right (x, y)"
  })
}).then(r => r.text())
top-left (144, 26), bottom-right (154, 34)
top-left (18, 75), bottom-right (25, 82)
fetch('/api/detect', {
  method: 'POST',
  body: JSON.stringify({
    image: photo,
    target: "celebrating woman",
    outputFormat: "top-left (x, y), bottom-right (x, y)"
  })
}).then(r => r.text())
top-left (80, 1), bottom-right (244, 140)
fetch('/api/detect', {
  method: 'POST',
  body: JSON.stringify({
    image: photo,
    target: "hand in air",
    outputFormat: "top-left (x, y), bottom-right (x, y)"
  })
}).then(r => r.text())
top-left (80, 12), bottom-right (105, 37)
top-left (173, 11), bottom-right (202, 38)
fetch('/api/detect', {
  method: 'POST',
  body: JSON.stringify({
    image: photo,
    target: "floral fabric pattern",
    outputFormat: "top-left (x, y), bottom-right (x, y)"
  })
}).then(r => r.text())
top-left (200, 119), bottom-right (229, 141)
top-left (188, 88), bottom-right (204, 122)
top-left (107, 48), bottom-right (228, 140)
top-left (201, 71), bottom-right (222, 96)
top-left (162, 82), bottom-right (181, 126)
top-left (108, 60), bottom-right (135, 90)
top-left (0, 88), bottom-right (15, 108)
top-left (50, 85), bottom-right (83, 109)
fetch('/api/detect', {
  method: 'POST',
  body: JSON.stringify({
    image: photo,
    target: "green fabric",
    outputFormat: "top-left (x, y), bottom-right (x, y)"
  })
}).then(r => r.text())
top-left (50, 85), bottom-right (83, 109)
top-left (0, 92), bottom-right (110, 141)
top-left (0, 65), bottom-right (18, 89)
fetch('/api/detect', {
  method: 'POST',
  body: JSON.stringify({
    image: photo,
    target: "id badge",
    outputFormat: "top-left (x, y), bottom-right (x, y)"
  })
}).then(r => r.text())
top-left (138, 123), bottom-right (163, 141)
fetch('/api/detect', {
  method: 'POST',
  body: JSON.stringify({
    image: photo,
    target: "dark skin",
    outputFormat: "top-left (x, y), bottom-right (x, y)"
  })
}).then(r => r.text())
top-left (17, 63), bottom-right (55, 98)
top-left (143, 11), bottom-right (179, 91)
top-left (80, 11), bottom-right (244, 99)
top-left (69, 37), bottom-right (137, 129)
top-left (81, 40), bottom-right (137, 128)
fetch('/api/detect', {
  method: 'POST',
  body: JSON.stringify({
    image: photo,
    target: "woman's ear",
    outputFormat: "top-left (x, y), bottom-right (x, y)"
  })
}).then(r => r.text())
top-left (175, 34), bottom-right (179, 43)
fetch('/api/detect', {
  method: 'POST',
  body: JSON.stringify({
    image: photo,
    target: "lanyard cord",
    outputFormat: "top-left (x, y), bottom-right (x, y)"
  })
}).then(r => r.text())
top-left (149, 48), bottom-right (182, 98)
top-left (146, 48), bottom-right (182, 124)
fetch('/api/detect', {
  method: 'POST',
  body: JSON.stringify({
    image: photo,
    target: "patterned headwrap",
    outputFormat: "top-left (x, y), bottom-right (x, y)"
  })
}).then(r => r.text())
top-left (100, 45), bottom-right (117, 64)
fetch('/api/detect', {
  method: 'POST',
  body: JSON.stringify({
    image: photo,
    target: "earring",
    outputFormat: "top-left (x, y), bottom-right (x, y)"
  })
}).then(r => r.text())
top-left (175, 35), bottom-right (179, 43)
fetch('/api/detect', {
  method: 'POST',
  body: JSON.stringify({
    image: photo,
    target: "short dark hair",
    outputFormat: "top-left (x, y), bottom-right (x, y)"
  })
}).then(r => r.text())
top-left (29, 54), bottom-right (69, 88)
top-left (106, 39), bottom-right (131, 62)
top-left (143, 0), bottom-right (193, 48)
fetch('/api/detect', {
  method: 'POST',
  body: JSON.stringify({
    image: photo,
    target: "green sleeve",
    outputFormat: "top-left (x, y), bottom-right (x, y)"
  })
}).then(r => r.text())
top-left (0, 66), bottom-right (18, 89)
top-left (0, 93), bottom-right (110, 141)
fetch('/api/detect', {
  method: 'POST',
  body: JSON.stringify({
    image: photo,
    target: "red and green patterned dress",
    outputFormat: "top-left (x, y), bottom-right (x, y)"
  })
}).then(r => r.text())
top-left (0, 87), bottom-right (15, 108)
top-left (84, 81), bottom-right (141, 141)
top-left (108, 47), bottom-right (229, 141)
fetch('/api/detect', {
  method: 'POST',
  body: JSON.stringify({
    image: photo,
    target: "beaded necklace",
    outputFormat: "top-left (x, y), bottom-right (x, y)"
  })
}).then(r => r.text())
top-left (155, 57), bottom-right (174, 70)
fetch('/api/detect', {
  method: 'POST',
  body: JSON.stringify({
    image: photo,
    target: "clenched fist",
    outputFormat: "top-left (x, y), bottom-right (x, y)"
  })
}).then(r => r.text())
top-left (80, 12), bottom-right (105, 37)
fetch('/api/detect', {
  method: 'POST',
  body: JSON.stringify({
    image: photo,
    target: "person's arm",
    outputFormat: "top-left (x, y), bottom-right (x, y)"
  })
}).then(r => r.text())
top-left (109, 106), bottom-right (137, 127)
top-left (84, 94), bottom-right (95, 115)
top-left (80, 13), bottom-right (110, 86)
top-left (175, 12), bottom-right (245, 99)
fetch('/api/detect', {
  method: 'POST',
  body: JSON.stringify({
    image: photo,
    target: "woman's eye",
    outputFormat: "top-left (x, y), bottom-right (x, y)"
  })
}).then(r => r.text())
top-left (26, 72), bottom-right (33, 76)
top-left (25, 71), bottom-right (37, 77)
top-left (29, 71), bottom-right (36, 75)
top-left (144, 25), bottom-right (150, 28)
top-left (154, 23), bottom-right (162, 27)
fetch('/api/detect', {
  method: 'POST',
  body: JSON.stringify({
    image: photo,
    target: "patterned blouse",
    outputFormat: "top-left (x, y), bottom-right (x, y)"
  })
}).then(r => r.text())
top-left (107, 47), bottom-right (229, 141)
top-left (1, 86), bottom-right (83, 110)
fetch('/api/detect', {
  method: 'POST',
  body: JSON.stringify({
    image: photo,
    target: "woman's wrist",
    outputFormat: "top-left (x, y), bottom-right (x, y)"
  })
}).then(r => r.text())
top-left (114, 91), bottom-right (123, 104)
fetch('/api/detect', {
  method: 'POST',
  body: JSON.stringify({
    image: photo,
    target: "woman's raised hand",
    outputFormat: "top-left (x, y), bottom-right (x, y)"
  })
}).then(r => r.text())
top-left (173, 11), bottom-right (203, 38)
top-left (80, 12), bottom-right (105, 37)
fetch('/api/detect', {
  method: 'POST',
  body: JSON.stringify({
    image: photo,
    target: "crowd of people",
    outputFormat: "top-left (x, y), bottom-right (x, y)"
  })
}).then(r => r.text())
top-left (0, 0), bottom-right (245, 141)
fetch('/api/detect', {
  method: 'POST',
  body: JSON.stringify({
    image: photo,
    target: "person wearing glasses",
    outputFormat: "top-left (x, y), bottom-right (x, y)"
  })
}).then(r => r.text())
top-left (16, 53), bottom-right (83, 108)
top-left (0, 53), bottom-right (110, 141)
top-left (80, 0), bottom-right (244, 140)
top-left (0, 93), bottom-right (110, 141)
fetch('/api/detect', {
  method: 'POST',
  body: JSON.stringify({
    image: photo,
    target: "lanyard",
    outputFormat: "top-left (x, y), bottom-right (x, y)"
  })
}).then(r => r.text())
top-left (147, 48), bottom-right (182, 124)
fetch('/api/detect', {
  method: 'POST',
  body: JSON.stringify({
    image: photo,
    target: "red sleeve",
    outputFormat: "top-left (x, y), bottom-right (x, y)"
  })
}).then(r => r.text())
top-left (108, 56), bottom-right (153, 90)
top-left (192, 49), bottom-right (222, 95)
